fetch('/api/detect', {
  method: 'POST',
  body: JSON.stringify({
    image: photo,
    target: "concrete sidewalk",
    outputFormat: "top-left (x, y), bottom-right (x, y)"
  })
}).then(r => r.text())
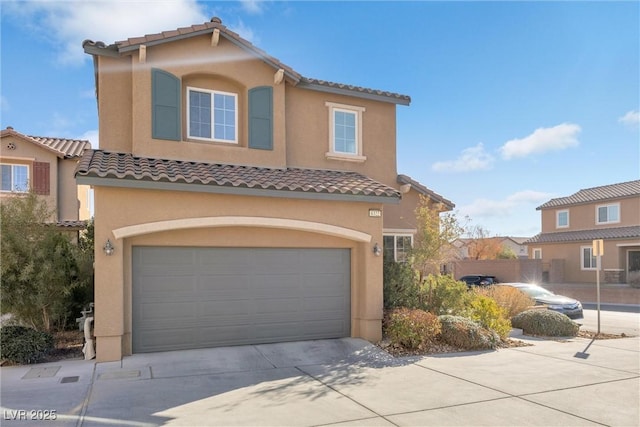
top-left (1, 337), bottom-right (639, 426)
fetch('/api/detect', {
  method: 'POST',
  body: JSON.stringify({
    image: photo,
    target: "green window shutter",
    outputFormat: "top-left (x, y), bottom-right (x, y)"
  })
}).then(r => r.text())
top-left (248, 86), bottom-right (273, 150)
top-left (152, 68), bottom-right (181, 141)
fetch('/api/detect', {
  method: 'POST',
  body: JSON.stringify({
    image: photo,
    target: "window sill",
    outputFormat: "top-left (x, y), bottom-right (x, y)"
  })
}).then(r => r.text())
top-left (325, 152), bottom-right (367, 163)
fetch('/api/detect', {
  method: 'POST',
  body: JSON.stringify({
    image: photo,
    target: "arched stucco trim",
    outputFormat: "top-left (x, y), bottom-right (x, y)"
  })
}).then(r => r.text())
top-left (112, 216), bottom-right (372, 243)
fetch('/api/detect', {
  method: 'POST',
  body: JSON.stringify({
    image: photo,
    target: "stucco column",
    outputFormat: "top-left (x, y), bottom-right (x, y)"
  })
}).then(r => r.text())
top-left (353, 240), bottom-right (384, 342)
top-left (93, 192), bottom-right (125, 361)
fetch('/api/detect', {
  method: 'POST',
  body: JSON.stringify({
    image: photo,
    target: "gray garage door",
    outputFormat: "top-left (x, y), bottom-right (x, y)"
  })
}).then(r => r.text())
top-left (132, 247), bottom-right (351, 353)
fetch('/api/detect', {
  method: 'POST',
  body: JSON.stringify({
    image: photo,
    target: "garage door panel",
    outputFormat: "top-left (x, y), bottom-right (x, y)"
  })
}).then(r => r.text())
top-left (133, 247), bottom-right (350, 353)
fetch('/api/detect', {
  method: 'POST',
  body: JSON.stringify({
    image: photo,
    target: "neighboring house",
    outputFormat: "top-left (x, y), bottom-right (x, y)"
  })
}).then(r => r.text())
top-left (453, 236), bottom-right (530, 260)
top-left (383, 174), bottom-right (455, 262)
top-left (526, 180), bottom-right (640, 284)
top-left (79, 18), bottom-right (452, 361)
top-left (0, 126), bottom-right (91, 228)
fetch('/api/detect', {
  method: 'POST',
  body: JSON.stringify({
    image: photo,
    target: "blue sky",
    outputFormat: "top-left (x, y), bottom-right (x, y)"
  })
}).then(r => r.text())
top-left (1, 0), bottom-right (638, 237)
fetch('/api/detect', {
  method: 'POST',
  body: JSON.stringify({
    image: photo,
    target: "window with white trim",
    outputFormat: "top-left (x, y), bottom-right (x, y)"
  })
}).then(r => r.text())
top-left (556, 210), bottom-right (569, 228)
top-left (383, 234), bottom-right (413, 262)
top-left (581, 246), bottom-right (597, 270)
top-left (532, 248), bottom-right (542, 259)
top-left (1, 163), bottom-right (29, 192)
top-left (187, 87), bottom-right (237, 143)
top-left (596, 203), bottom-right (620, 225)
top-left (325, 102), bottom-right (366, 161)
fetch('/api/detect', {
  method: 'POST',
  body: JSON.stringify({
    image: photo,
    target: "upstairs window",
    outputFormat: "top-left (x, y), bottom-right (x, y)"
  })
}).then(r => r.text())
top-left (1, 164), bottom-right (28, 192)
top-left (532, 248), bottom-right (542, 259)
top-left (187, 87), bottom-right (237, 143)
top-left (556, 210), bottom-right (569, 228)
top-left (325, 102), bottom-right (366, 161)
top-left (596, 203), bottom-right (620, 225)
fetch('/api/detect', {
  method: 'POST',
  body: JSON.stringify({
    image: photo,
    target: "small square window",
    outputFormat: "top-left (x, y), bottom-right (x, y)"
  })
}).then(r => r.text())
top-left (556, 210), bottom-right (569, 228)
top-left (325, 102), bottom-right (366, 162)
top-left (383, 234), bottom-right (413, 262)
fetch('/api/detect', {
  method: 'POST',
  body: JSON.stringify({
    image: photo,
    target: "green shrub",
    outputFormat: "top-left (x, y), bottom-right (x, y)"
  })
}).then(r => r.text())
top-left (467, 294), bottom-right (512, 339)
top-left (438, 315), bottom-right (500, 350)
top-left (384, 308), bottom-right (441, 350)
top-left (511, 309), bottom-right (579, 337)
top-left (474, 285), bottom-right (535, 318)
top-left (1, 325), bottom-right (54, 364)
top-left (419, 274), bottom-right (472, 316)
top-left (383, 261), bottom-right (420, 309)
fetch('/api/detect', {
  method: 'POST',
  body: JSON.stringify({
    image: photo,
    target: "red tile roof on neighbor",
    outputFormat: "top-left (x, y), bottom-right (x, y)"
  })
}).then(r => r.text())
top-left (525, 225), bottom-right (640, 244)
top-left (75, 150), bottom-right (401, 201)
top-left (1, 127), bottom-right (90, 158)
top-left (397, 174), bottom-right (455, 210)
top-left (82, 17), bottom-right (411, 105)
top-left (537, 180), bottom-right (640, 210)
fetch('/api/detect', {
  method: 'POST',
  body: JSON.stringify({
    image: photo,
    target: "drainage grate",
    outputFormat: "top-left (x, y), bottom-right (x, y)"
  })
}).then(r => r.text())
top-left (61, 376), bottom-right (80, 383)
top-left (22, 367), bottom-right (61, 379)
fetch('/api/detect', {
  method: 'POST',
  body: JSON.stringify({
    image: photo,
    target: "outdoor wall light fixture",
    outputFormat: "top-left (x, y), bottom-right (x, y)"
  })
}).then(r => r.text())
top-left (373, 243), bottom-right (382, 257)
top-left (103, 239), bottom-right (115, 256)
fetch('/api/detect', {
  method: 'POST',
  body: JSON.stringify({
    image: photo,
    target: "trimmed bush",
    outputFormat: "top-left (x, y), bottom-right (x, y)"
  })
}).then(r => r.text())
top-left (385, 308), bottom-right (441, 350)
top-left (474, 285), bottom-right (535, 318)
top-left (419, 274), bottom-right (472, 316)
top-left (512, 309), bottom-right (579, 337)
top-left (1, 325), bottom-right (54, 364)
top-left (438, 315), bottom-right (500, 350)
top-left (468, 294), bottom-right (512, 340)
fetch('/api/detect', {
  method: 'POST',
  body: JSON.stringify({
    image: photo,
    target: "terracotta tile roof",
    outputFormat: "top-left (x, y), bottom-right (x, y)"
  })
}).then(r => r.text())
top-left (83, 18), bottom-right (410, 105)
top-left (525, 226), bottom-right (640, 244)
top-left (397, 174), bottom-right (455, 209)
top-left (1, 127), bottom-right (90, 158)
top-left (537, 180), bottom-right (640, 210)
top-left (76, 150), bottom-right (401, 200)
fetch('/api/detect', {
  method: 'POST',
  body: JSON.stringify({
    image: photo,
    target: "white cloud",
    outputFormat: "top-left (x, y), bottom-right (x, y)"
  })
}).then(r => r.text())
top-left (3, 0), bottom-right (208, 65)
top-left (618, 110), bottom-right (640, 127)
top-left (240, 0), bottom-right (265, 15)
top-left (500, 123), bottom-right (581, 160)
top-left (431, 143), bottom-right (495, 173)
top-left (458, 190), bottom-right (552, 219)
top-left (0, 95), bottom-right (9, 112)
top-left (78, 129), bottom-right (99, 149)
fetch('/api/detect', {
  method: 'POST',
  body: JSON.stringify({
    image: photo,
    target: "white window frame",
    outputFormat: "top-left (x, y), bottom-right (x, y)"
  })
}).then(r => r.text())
top-left (556, 210), bottom-right (569, 229)
top-left (325, 102), bottom-right (366, 162)
top-left (596, 203), bottom-right (620, 225)
top-left (1, 163), bottom-right (29, 193)
top-left (186, 86), bottom-right (238, 144)
top-left (580, 246), bottom-right (598, 270)
top-left (383, 233), bottom-right (413, 262)
top-left (532, 248), bottom-right (542, 259)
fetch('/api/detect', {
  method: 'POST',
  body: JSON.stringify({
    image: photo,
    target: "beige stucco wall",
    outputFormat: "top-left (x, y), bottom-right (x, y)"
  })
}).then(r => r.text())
top-left (1, 135), bottom-right (59, 221)
top-left (529, 239), bottom-right (639, 283)
top-left (93, 186), bottom-right (386, 361)
top-left (541, 197), bottom-right (640, 233)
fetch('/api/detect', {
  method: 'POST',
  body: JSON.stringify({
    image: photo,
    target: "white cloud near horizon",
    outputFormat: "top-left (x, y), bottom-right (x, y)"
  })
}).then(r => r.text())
top-left (79, 130), bottom-right (100, 149)
top-left (2, 0), bottom-right (209, 65)
top-left (458, 190), bottom-right (552, 219)
top-left (500, 123), bottom-right (581, 160)
top-left (431, 143), bottom-right (495, 173)
top-left (618, 110), bottom-right (640, 127)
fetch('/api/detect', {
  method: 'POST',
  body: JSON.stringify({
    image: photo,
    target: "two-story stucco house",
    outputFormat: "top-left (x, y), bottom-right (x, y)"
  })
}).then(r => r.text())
top-left (79, 18), bottom-right (451, 361)
top-left (526, 180), bottom-right (640, 284)
top-left (1, 126), bottom-right (91, 227)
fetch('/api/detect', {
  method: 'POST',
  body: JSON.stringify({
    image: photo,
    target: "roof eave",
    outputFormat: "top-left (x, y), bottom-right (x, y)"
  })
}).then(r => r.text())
top-left (297, 81), bottom-right (411, 106)
top-left (76, 175), bottom-right (401, 204)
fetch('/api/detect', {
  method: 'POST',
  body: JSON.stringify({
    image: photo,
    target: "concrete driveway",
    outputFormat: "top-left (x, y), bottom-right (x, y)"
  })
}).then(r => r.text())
top-left (1, 337), bottom-right (639, 426)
